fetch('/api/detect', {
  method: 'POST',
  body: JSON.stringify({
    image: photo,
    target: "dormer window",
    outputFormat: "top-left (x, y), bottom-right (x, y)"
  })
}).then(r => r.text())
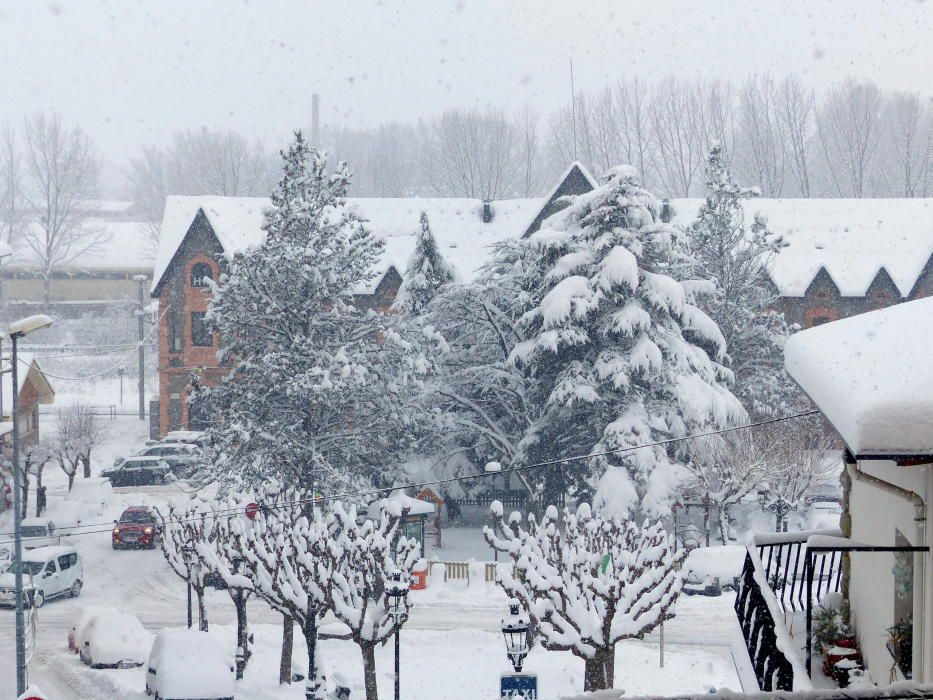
top-left (191, 262), bottom-right (213, 288)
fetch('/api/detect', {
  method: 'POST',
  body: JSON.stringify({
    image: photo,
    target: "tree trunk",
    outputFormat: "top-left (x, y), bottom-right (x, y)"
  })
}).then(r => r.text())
top-left (234, 592), bottom-right (249, 679)
top-left (20, 477), bottom-right (29, 520)
top-left (34, 470), bottom-right (43, 517)
top-left (361, 642), bottom-right (379, 700)
top-left (583, 646), bottom-right (615, 692)
top-left (303, 612), bottom-right (325, 700)
top-left (280, 614), bottom-right (294, 685)
top-left (718, 507), bottom-right (729, 545)
top-left (67, 471), bottom-right (75, 492)
top-left (196, 587), bottom-right (208, 631)
top-left (81, 453), bottom-right (91, 479)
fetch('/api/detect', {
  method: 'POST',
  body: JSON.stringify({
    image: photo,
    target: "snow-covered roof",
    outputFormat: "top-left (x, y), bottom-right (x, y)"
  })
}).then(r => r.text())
top-left (784, 296), bottom-right (933, 458)
top-left (366, 492), bottom-right (436, 519)
top-left (0, 354), bottom-right (55, 418)
top-left (671, 198), bottom-right (933, 297)
top-left (152, 195), bottom-right (544, 294)
top-left (6, 220), bottom-right (154, 272)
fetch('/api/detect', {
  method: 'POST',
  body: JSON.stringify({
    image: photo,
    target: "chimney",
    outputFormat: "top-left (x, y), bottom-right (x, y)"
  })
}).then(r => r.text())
top-left (311, 93), bottom-right (320, 149)
top-left (482, 199), bottom-right (493, 224)
top-left (660, 198), bottom-right (672, 223)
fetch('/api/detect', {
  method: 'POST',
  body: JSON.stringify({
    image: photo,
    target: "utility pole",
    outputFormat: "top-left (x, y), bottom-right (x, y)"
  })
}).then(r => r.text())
top-left (134, 275), bottom-right (147, 421)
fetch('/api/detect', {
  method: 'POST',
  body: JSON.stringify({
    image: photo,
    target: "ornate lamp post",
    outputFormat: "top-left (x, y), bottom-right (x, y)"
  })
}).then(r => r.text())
top-left (758, 489), bottom-right (797, 532)
top-left (385, 570), bottom-right (409, 700)
top-left (501, 599), bottom-right (530, 673)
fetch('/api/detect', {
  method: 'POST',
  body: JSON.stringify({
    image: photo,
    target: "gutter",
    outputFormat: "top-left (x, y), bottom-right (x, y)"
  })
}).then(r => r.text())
top-left (845, 451), bottom-right (927, 682)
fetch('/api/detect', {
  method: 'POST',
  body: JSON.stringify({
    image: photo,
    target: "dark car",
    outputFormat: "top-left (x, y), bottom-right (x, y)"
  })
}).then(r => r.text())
top-left (113, 506), bottom-right (162, 549)
top-left (101, 457), bottom-right (172, 487)
top-left (135, 443), bottom-right (204, 478)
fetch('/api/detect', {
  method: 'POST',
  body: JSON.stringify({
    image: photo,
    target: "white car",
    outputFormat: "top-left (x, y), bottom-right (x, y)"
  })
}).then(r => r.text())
top-left (146, 629), bottom-right (235, 700)
top-left (20, 518), bottom-right (60, 549)
top-left (79, 610), bottom-right (153, 668)
top-left (0, 545), bottom-right (83, 608)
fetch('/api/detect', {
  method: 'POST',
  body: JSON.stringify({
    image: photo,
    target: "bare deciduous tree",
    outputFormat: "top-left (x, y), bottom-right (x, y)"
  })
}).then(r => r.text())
top-left (56, 403), bottom-right (105, 488)
top-left (879, 91), bottom-right (933, 197)
top-left (0, 122), bottom-right (24, 245)
top-left (126, 128), bottom-right (277, 233)
top-left (422, 108), bottom-right (517, 199)
top-left (776, 76), bottom-right (816, 197)
top-left (735, 75), bottom-right (786, 197)
top-left (650, 79), bottom-right (711, 196)
top-left (21, 112), bottom-right (105, 310)
top-left (816, 79), bottom-right (883, 197)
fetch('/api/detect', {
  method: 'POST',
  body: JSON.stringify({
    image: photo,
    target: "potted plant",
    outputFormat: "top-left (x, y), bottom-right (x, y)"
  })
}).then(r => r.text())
top-left (886, 619), bottom-right (912, 680)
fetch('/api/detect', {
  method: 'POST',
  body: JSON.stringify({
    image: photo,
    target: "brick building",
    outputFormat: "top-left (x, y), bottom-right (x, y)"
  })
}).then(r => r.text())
top-left (150, 164), bottom-right (933, 435)
top-left (0, 354), bottom-right (56, 449)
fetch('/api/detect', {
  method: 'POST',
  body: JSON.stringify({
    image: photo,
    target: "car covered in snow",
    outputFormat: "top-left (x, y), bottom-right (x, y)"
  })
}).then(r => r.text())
top-left (20, 518), bottom-right (60, 549)
top-left (79, 609), bottom-right (153, 668)
top-left (113, 506), bottom-right (162, 549)
top-left (134, 443), bottom-right (204, 479)
top-left (69, 605), bottom-right (119, 653)
top-left (145, 628), bottom-right (235, 700)
top-left (101, 456), bottom-right (173, 487)
top-left (162, 430), bottom-right (210, 449)
top-left (0, 545), bottom-right (83, 608)
top-left (804, 494), bottom-right (843, 530)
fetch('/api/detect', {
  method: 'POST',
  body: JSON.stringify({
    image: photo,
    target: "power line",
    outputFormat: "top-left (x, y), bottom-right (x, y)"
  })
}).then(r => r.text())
top-left (0, 408), bottom-right (820, 545)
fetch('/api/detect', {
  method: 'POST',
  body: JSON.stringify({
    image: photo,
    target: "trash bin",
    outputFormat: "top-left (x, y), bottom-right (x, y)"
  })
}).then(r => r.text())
top-left (411, 569), bottom-right (427, 590)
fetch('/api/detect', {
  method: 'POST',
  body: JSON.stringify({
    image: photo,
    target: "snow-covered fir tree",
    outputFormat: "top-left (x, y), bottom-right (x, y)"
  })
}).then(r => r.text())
top-left (199, 132), bottom-right (436, 493)
top-left (686, 144), bottom-right (796, 418)
top-left (392, 211), bottom-right (457, 315)
top-left (501, 165), bottom-right (746, 515)
top-left (485, 501), bottom-right (685, 692)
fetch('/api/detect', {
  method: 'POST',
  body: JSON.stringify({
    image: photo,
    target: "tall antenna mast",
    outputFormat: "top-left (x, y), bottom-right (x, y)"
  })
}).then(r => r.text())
top-left (570, 58), bottom-right (577, 162)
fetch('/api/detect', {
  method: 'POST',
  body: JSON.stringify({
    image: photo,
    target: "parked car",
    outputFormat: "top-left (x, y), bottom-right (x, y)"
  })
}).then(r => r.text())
top-left (805, 495), bottom-right (843, 530)
top-left (79, 610), bottom-right (152, 668)
top-left (0, 545), bottom-right (83, 608)
top-left (162, 430), bottom-right (210, 449)
top-left (113, 506), bottom-right (162, 549)
top-left (145, 628), bottom-right (235, 700)
top-left (682, 573), bottom-right (723, 597)
top-left (20, 518), bottom-right (60, 549)
top-left (101, 457), bottom-right (172, 487)
top-left (135, 443), bottom-right (204, 478)
top-left (69, 605), bottom-right (119, 653)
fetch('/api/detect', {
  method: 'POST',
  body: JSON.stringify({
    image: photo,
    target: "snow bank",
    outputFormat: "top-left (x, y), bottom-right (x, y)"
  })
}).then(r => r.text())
top-left (785, 296), bottom-right (933, 457)
top-left (682, 546), bottom-right (745, 584)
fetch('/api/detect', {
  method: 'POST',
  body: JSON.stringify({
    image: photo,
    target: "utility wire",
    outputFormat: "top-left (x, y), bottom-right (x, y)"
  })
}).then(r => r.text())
top-left (0, 408), bottom-right (820, 545)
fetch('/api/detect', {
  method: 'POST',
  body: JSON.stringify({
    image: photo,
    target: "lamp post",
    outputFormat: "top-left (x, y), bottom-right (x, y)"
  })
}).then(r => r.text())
top-left (181, 543), bottom-right (195, 628)
top-left (385, 570), bottom-right (409, 700)
top-left (485, 461), bottom-right (502, 562)
top-left (9, 314), bottom-right (53, 696)
top-left (231, 555), bottom-right (250, 678)
top-left (501, 599), bottom-right (530, 673)
top-left (758, 489), bottom-right (797, 533)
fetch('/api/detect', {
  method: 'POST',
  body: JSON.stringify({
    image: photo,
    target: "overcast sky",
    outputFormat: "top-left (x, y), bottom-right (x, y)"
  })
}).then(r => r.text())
top-left (1, 0), bottom-right (931, 192)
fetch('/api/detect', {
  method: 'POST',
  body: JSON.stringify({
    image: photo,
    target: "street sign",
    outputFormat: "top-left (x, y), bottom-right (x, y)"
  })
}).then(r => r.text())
top-left (244, 502), bottom-right (259, 521)
top-left (500, 672), bottom-right (537, 699)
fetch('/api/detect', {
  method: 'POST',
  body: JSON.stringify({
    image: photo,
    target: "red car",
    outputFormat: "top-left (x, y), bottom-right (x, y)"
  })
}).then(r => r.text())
top-left (112, 507), bottom-right (161, 549)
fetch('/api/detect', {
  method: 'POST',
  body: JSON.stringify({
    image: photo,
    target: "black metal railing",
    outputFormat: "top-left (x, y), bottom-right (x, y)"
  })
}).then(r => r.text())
top-left (757, 535), bottom-right (843, 613)
top-left (610, 686), bottom-right (933, 700)
top-left (735, 551), bottom-right (798, 691)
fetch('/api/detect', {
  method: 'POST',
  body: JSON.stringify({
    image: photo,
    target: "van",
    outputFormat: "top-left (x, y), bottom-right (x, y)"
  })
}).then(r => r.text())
top-left (0, 545), bottom-right (83, 608)
top-left (20, 518), bottom-right (60, 549)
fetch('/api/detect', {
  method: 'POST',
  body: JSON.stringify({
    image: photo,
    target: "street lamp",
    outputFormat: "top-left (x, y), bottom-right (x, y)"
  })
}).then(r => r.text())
top-left (385, 570), bottom-right (409, 700)
top-left (9, 313), bottom-right (53, 696)
top-left (758, 489), bottom-right (797, 532)
top-left (485, 461), bottom-right (502, 562)
top-left (501, 599), bottom-right (530, 673)
top-left (181, 543), bottom-right (196, 628)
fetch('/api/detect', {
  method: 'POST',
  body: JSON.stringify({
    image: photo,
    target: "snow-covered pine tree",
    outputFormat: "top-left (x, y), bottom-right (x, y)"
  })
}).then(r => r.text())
top-left (392, 211), bottom-right (457, 315)
top-left (687, 144), bottom-right (796, 418)
top-left (485, 501), bottom-right (685, 692)
top-left (201, 132), bottom-right (434, 493)
top-left (506, 165), bottom-right (746, 515)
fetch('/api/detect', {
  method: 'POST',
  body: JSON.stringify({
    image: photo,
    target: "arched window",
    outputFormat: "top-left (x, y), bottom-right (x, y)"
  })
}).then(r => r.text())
top-left (190, 262), bottom-right (213, 288)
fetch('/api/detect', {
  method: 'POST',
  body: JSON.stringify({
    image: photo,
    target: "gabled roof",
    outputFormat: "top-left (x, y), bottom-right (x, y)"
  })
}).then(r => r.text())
top-left (520, 161), bottom-right (598, 238)
top-left (1, 354), bottom-right (55, 418)
top-left (151, 195), bottom-right (544, 296)
top-left (785, 296), bottom-right (933, 458)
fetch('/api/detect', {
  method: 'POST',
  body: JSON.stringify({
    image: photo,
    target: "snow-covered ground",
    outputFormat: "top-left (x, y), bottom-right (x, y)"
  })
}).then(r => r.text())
top-left (0, 415), bottom-right (752, 699)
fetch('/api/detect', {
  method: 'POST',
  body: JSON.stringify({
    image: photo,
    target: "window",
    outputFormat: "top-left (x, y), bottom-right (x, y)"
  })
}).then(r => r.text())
top-left (190, 262), bottom-right (213, 288)
top-left (169, 310), bottom-right (183, 353)
top-left (811, 316), bottom-right (832, 327)
top-left (191, 312), bottom-right (213, 347)
top-left (58, 554), bottom-right (72, 570)
top-left (43, 561), bottom-right (56, 576)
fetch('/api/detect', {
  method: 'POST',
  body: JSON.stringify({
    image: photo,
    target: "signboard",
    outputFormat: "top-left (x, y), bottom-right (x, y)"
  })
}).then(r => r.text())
top-left (244, 502), bottom-right (259, 521)
top-left (500, 673), bottom-right (537, 699)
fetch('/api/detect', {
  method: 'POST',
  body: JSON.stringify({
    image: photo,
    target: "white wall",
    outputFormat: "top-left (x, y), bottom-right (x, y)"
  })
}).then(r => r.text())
top-left (849, 459), bottom-right (931, 684)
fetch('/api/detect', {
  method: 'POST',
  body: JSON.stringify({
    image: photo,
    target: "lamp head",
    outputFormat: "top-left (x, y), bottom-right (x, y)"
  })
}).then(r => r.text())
top-left (9, 314), bottom-right (54, 339)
